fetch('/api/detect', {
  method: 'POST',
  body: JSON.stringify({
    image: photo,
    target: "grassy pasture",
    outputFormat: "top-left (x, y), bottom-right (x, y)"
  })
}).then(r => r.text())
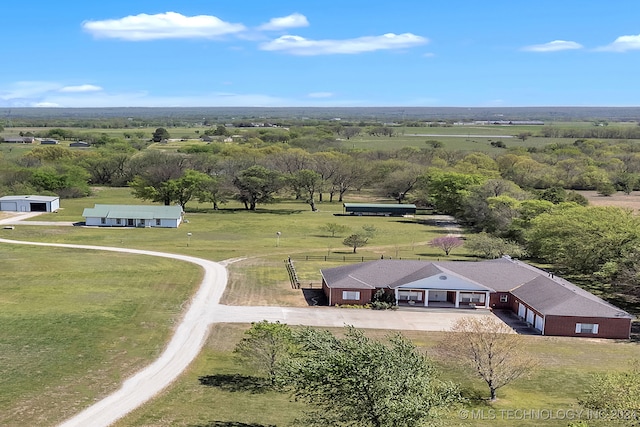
top-left (115, 324), bottom-right (639, 427)
top-left (3, 187), bottom-right (638, 426)
top-left (7, 122), bottom-right (640, 156)
top-left (0, 244), bottom-right (201, 426)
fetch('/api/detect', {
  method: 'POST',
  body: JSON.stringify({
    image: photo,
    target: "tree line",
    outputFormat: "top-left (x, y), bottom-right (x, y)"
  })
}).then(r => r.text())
top-left (2, 127), bottom-right (640, 301)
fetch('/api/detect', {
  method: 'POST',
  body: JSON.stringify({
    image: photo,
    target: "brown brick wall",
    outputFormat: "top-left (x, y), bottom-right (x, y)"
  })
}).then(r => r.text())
top-left (489, 292), bottom-right (512, 309)
top-left (544, 315), bottom-right (631, 339)
top-left (328, 288), bottom-right (374, 306)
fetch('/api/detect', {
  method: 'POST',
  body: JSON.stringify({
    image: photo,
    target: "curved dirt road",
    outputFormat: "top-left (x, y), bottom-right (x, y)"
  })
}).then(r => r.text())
top-left (0, 238), bottom-right (228, 427)
top-left (1, 229), bottom-right (493, 426)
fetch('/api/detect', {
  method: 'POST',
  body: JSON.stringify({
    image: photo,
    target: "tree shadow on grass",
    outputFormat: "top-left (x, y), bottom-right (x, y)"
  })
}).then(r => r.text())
top-left (189, 422), bottom-right (276, 427)
top-left (198, 374), bottom-right (270, 394)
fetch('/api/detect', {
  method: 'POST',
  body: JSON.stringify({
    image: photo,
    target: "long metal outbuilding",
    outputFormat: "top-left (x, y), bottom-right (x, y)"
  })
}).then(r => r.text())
top-left (0, 195), bottom-right (60, 212)
top-left (342, 203), bottom-right (416, 216)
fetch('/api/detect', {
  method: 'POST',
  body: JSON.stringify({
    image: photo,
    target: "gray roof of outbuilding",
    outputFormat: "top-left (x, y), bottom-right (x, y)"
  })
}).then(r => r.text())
top-left (82, 204), bottom-right (183, 220)
top-left (0, 195), bottom-right (59, 202)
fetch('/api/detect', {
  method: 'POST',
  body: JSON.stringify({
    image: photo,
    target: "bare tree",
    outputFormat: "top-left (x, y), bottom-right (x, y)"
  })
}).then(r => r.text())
top-left (428, 236), bottom-right (463, 256)
top-left (439, 317), bottom-right (537, 401)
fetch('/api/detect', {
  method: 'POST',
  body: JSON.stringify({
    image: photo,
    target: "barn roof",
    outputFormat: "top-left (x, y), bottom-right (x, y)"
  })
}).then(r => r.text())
top-left (0, 195), bottom-right (59, 202)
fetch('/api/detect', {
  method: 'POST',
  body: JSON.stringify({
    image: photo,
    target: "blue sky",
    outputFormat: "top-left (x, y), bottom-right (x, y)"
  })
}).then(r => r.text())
top-left (2, 0), bottom-right (640, 108)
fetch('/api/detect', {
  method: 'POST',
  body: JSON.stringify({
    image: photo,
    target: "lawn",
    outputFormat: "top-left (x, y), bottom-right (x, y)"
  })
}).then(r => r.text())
top-left (115, 324), bottom-right (640, 427)
top-left (0, 244), bottom-right (202, 426)
top-left (3, 186), bottom-right (638, 426)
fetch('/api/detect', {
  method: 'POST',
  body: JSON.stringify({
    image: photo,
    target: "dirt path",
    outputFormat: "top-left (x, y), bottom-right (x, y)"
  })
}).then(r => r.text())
top-left (0, 237), bottom-right (228, 427)
top-left (0, 214), bottom-right (476, 427)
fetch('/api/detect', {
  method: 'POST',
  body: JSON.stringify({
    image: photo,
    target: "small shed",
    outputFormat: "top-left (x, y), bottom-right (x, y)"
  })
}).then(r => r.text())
top-left (40, 139), bottom-right (59, 145)
top-left (0, 195), bottom-right (60, 212)
top-left (82, 204), bottom-right (183, 228)
top-left (343, 203), bottom-right (416, 216)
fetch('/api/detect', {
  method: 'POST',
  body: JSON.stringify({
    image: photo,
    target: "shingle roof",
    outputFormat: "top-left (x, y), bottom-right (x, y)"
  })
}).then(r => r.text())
top-left (321, 258), bottom-right (633, 319)
top-left (321, 260), bottom-right (493, 292)
top-left (82, 204), bottom-right (183, 220)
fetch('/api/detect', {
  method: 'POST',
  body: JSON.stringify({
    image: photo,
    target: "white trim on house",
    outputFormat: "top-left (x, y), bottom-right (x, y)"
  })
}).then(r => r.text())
top-left (83, 204), bottom-right (183, 228)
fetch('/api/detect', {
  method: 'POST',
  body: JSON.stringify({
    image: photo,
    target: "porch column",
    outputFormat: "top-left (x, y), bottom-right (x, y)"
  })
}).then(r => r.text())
top-left (394, 288), bottom-right (399, 306)
top-left (484, 292), bottom-right (490, 309)
top-left (424, 290), bottom-right (429, 307)
top-left (455, 290), bottom-right (460, 308)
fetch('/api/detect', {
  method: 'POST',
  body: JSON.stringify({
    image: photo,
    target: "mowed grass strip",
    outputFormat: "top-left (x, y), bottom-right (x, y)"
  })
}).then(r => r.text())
top-left (0, 244), bottom-right (201, 426)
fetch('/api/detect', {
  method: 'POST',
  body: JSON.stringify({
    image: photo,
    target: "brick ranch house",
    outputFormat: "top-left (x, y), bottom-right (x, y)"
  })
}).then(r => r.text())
top-left (321, 257), bottom-right (633, 339)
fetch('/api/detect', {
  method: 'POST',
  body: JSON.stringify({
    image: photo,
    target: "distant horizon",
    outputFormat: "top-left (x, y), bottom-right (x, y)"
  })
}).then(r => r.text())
top-left (3, 1), bottom-right (640, 108)
top-left (4, 106), bottom-right (640, 122)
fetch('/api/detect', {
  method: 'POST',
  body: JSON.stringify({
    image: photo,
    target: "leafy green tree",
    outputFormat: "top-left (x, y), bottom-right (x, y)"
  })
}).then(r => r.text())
top-left (234, 321), bottom-right (294, 386)
top-left (380, 164), bottom-right (425, 204)
top-left (291, 169), bottom-right (322, 211)
top-left (425, 171), bottom-right (485, 216)
top-left (320, 222), bottom-right (350, 237)
top-left (465, 232), bottom-right (526, 259)
top-left (343, 234), bottom-right (369, 253)
top-left (284, 326), bottom-right (460, 427)
top-left (580, 361), bottom-right (640, 420)
top-left (526, 205), bottom-right (640, 273)
top-left (441, 317), bottom-right (537, 401)
top-left (152, 127), bottom-right (170, 142)
top-left (233, 165), bottom-right (283, 210)
top-left (130, 169), bottom-right (211, 208)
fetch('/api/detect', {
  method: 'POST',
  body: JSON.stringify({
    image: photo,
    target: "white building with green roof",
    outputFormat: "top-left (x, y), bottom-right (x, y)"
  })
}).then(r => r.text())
top-left (82, 204), bottom-right (183, 228)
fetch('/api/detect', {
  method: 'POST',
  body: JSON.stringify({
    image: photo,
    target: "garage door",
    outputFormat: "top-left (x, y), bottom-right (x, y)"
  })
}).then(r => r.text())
top-left (534, 315), bottom-right (544, 332)
top-left (526, 309), bottom-right (535, 325)
top-left (0, 202), bottom-right (17, 211)
top-left (518, 302), bottom-right (526, 318)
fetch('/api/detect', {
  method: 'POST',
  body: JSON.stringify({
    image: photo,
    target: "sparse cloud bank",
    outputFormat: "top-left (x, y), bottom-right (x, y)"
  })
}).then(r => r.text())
top-left (59, 84), bottom-right (103, 93)
top-left (82, 12), bottom-right (246, 41)
top-left (260, 33), bottom-right (428, 55)
top-left (258, 13), bottom-right (309, 31)
top-left (522, 40), bottom-right (583, 52)
top-left (597, 34), bottom-right (640, 52)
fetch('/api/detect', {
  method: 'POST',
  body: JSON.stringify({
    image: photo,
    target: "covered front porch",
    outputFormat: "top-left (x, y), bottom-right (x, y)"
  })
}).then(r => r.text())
top-left (390, 269), bottom-right (494, 309)
top-left (394, 289), bottom-right (490, 309)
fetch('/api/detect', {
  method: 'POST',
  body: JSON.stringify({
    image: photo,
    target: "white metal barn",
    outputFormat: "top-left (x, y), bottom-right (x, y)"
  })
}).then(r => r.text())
top-left (0, 195), bottom-right (60, 212)
top-left (82, 204), bottom-right (184, 228)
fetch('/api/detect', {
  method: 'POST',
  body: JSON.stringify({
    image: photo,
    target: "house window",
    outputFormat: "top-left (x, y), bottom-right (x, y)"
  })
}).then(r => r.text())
top-left (575, 323), bottom-right (599, 334)
top-left (342, 291), bottom-right (361, 301)
top-left (156, 219), bottom-right (161, 226)
top-left (398, 290), bottom-right (423, 301)
top-left (116, 218), bottom-right (121, 225)
top-left (500, 294), bottom-right (509, 303)
top-left (100, 217), bottom-right (106, 224)
top-left (460, 293), bottom-right (485, 303)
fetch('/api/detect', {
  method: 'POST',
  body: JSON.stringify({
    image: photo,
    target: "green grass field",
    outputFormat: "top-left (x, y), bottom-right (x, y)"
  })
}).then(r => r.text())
top-left (0, 244), bottom-right (201, 426)
top-left (5, 122), bottom-right (639, 156)
top-left (2, 185), bottom-right (638, 426)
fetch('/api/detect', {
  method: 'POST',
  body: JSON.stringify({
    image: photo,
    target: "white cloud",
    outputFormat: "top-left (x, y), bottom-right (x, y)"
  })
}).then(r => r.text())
top-left (1, 81), bottom-right (61, 100)
top-left (82, 12), bottom-right (246, 41)
top-left (307, 92), bottom-right (334, 98)
top-left (59, 84), bottom-right (103, 93)
top-left (260, 33), bottom-right (428, 55)
top-left (597, 34), bottom-right (640, 52)
top-left (258, 13), bottom-right (309, 31)
top-left (522, 40), bottom-right (583, 52)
